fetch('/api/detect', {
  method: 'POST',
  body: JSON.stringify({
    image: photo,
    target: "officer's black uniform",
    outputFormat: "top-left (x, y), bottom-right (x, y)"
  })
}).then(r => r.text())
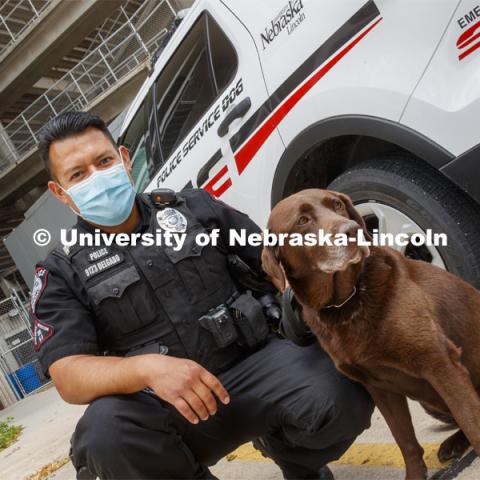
top-left (30, 189), bottom-right (373, 479)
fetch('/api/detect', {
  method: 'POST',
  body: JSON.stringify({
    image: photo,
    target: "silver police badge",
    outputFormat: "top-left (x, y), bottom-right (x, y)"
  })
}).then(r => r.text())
top-left (156, 208), bottom-right (187, 233)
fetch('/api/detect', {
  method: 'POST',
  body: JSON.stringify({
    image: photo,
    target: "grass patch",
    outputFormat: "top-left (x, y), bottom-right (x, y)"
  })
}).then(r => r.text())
top-left (0, 416), bottom-right (23, 451)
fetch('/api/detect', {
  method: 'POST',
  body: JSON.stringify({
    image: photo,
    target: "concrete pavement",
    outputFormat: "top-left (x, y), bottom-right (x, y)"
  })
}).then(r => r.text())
top-left (0, 386), bottom-right (85, 480)
top-left (1, 386), bottom-right (478, 480)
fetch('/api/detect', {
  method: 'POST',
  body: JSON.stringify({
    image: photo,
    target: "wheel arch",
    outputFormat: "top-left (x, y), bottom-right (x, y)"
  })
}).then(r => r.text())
top-left (270, 115), bottom-right (455, 207)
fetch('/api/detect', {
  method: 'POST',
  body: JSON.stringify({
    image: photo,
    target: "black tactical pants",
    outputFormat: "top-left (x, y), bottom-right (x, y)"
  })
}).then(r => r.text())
top-left (70, 338), bottom-right (374, 479)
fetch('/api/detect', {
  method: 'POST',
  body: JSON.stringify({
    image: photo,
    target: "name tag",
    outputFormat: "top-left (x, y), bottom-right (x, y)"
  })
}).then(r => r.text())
top-left (84, 254), bottom-right (123, 278)
top-left (89, 247), bottom-right (110, 262)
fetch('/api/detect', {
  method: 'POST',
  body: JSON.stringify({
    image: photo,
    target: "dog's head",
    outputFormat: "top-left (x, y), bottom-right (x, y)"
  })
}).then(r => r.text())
top-left (262, 189), bottom-right (371, 295)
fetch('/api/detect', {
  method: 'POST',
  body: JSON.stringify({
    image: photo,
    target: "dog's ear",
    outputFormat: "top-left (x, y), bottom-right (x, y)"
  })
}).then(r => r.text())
top-left (335, 192), bottom-right (372, 241)
top-left (261, 246), bottom-right (286, 292)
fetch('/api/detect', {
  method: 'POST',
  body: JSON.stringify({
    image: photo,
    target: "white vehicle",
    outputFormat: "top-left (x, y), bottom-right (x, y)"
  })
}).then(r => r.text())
top-left (119, 0), bottom-right (480, 286)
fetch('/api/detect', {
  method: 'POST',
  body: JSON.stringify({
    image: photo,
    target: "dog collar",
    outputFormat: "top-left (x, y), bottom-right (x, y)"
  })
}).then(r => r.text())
top-left (322, 286), bottom-right (357, 309)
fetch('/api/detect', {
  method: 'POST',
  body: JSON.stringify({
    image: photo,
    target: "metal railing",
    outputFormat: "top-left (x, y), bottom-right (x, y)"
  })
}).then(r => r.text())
top-left (0, 0), bottom-right (54, 55)
top-left (0, 0), bottom-right (177, 170)
top-left (0, 293), bottom-right (48, 404)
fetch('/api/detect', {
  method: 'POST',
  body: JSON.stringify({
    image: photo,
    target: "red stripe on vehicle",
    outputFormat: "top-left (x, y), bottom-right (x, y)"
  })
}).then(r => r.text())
top-left (234, 17), bottom-right (383, 175)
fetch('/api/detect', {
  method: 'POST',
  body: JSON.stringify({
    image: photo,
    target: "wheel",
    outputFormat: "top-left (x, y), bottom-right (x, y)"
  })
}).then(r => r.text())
top-left (328, 156), bottom-right (480, 287)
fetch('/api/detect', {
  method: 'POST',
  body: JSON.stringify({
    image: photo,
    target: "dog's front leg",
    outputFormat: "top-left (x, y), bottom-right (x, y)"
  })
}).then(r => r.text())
top-left (366, 386), bottom-right (427, 480)
top-left (424, 348), bottom-right (480, 458)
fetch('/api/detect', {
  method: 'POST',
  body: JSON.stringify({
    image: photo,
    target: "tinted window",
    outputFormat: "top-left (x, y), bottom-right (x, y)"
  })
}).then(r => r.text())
top-left (154, 13), bottom-right (237, 163)
top-left (121, 102), bottom-right (152, 192)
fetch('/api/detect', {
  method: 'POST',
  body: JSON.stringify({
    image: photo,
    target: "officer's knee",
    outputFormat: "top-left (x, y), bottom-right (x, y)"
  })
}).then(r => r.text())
top-left (299, 375), bottom-right (374, 445)
top-left (71, 395), bottom-right (194, 479)
top-left (326, 378), bottom-right (374, 438)
top-left (72, 396), bottom-right (126, 465)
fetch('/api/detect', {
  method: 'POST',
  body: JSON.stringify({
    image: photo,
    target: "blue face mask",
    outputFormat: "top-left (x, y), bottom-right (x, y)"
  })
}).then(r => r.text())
top-left (62, 162), bottom-right (136, 227)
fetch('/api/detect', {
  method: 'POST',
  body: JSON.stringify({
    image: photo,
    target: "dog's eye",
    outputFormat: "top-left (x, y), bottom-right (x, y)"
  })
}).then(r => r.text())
top-left (297, 215), bottom-right (310, 226)
top-left (334, 200), bottom-right (344, 211)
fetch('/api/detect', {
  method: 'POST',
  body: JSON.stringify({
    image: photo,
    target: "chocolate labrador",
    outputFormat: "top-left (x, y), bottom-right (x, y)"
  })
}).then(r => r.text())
top-left (262, 188), bottom-right (480, 480)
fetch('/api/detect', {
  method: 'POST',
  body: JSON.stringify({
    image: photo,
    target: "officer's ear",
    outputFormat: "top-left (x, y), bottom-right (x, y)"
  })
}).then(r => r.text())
top-left (118, 145), bottom-right (132, 175)
top-left (261, 246), bottom-right (286, 293)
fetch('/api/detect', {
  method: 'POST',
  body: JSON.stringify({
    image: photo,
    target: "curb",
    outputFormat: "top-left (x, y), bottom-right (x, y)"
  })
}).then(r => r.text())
top-left (429, 451), bottom-right (477, 480)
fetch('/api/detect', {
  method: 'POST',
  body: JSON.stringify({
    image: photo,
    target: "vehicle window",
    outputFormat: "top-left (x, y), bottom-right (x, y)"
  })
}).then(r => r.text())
top-left (154, 13), bottom-right (237, 163)
top-left (121, 102), bottom-right (152, 191)
top-left (208, 14), bottom-right (237, 92)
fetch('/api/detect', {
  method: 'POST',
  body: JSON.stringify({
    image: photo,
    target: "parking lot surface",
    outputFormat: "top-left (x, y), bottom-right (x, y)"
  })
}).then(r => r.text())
top-left (0, 386), bottom-right (478, 480)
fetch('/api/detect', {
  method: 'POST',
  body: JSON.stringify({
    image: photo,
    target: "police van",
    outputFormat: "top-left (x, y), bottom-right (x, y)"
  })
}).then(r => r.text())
top-left (118, 0), bottom-right (480, 286)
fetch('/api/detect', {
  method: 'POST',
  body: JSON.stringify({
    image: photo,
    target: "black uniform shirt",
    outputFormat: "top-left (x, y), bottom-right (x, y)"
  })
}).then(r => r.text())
top-left (30, 189), bottom-right (272, 376)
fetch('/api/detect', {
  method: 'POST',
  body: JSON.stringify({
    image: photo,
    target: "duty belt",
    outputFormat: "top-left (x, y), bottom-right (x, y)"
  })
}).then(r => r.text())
top-left (106, 329), bottom-right (182, 358)
top-left (125, 341), bottom-right (169, 357)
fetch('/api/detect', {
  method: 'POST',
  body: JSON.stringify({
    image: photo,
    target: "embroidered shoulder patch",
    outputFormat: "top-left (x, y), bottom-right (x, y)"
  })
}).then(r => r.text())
top-left (33, 318), bottom-right (54, 350)
top-left (30, 267), bottom-right (48, 315)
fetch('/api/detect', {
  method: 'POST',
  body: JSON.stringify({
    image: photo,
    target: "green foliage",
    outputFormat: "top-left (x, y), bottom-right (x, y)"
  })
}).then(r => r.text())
top-left (0, 416), bottom-right (23, 451)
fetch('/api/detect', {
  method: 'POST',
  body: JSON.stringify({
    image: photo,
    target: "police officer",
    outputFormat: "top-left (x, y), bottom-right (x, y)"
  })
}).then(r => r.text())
top-left (31, 111), bottom-right (373, 480)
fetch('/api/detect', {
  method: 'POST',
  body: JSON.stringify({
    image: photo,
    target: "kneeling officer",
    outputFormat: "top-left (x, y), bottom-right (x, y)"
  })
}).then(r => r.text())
top-left (32, 111), bottom-right (373, 479)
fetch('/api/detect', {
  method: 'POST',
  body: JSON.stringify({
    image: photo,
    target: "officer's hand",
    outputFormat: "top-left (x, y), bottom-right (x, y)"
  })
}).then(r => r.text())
top-left (142, 355), bottom-right (230, 424)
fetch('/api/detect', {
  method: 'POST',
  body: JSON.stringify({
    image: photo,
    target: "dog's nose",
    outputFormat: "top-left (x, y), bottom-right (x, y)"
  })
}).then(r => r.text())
top-left (337, 221), bottom-right (360, 238)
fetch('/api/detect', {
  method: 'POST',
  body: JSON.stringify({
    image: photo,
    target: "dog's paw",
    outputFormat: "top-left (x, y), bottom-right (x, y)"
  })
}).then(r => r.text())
top-left (405, 463), bottom-right (428, 480)
top-left (438, 430), bottom-right (470, 463)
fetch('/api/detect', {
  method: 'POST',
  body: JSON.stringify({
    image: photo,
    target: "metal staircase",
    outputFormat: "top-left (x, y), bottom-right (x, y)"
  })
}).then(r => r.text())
top-left (0, 0), bottom-right (179, 171)
top-left (0, 0), bottom-right (54, 56)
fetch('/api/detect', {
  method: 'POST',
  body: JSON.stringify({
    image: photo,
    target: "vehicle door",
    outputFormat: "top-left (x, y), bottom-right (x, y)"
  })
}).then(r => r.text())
top-left (147, 3), bottom-right (284, 226)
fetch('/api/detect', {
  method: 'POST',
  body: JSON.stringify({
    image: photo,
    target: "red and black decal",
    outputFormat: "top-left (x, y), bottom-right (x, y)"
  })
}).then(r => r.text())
top-left (457, 20), bottom-right (480, 61)
top-left (203, 165), bottom-right (232, 197)
top-left (196, 148), bottom-right (233, 197)
top-left (230, 0), bottom-right (382, 176)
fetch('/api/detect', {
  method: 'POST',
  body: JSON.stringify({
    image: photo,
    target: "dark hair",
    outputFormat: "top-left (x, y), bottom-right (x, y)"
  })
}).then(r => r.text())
top-left (38, 111), bottom-right (117, 178)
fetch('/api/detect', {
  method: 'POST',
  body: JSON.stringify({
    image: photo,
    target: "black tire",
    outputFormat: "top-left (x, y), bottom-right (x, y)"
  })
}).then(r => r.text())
top-left (328, 156), bottom-right (480, 288)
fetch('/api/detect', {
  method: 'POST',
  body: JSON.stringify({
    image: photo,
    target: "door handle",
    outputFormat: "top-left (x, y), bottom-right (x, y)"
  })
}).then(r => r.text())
top-left (217, 97), bottom-right (251, 138)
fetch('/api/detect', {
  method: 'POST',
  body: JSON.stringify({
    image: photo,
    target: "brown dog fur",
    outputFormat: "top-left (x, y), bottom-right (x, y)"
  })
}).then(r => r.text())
top-left (262, 188), bottom-right (480, 479)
